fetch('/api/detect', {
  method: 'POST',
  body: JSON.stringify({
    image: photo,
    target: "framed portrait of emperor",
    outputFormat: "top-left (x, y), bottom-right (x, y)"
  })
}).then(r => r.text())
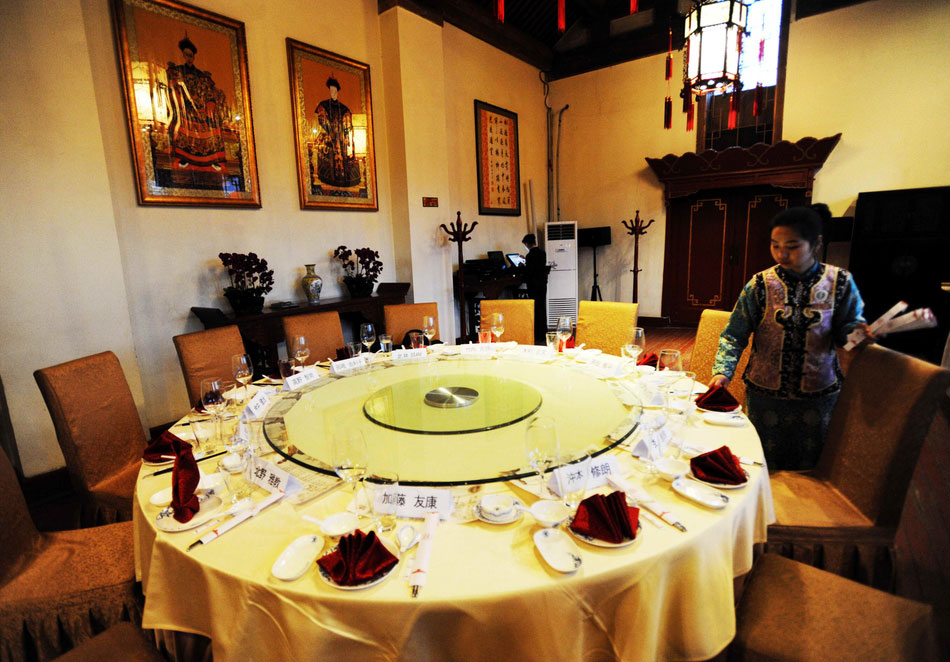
top-left (112, 0), bottom-right (261, 207)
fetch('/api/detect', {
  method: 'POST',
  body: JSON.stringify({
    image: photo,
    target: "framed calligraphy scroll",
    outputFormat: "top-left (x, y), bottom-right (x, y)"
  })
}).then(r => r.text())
top-left (112, 0), bottom-right (260, 207)
top-left (287, 38), bottom-right (378, 211)
top-left (474, 100), bottom-right (521, 216)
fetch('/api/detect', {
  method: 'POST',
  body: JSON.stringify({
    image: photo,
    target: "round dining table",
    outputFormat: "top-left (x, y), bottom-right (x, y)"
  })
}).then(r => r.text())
top-left (133, 346), bottom-right (775, 662)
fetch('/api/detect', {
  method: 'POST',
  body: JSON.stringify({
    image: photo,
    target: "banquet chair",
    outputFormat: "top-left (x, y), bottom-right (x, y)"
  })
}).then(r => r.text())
top-left (282, 311), bottom-right (345, 365)
top-left (574, 301), bottom-right (638, 355)
top-left (730, 553), bottom-right (938, 661)
top-left (384, 303), bottom-right (439, 347)
top-left (173, 325), bottom-right (246, 407)
top-left (0, 449), bottom-right (142, 662)
top-left (764, 344), bottom-right (950, 589)
top-left (480, 299), bottom-right (534, 345)
top-left (34, 351), bottom-right (145, 525)
top-left (690, 309), bottom-right (750, 408)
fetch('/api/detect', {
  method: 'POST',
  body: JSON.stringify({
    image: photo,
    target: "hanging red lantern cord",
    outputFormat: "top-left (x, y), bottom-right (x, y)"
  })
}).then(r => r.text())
top-left (728, 31), bottom-right (742, 130)
top-left (664, 23), bottom-right (673, 129)
top-left (558, 0), bottom-right (565, 33)
top-left (496, 0), bottom-right (504, 23)
top-left (682, 39), bottom-right (694, 131)
top-left (630, 0), bottom-right (639, 13)
top-left (753, 12), bottom-right (766, 117)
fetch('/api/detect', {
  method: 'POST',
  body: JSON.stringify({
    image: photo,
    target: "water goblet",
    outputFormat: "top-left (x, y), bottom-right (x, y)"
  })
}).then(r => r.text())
top-left (631, 327), bottom-right (645, 354)
top-left (360, 323), bottom-right (376, 353)
top-left (346, 341), bottom-right (363, 358)
top-left (658, 349), bottom-right (682, 372)
top-left (291, 335), bottom-right (310, 370)
top-left (200, 377), bottom-right (226, 448)
top-left (524, 416), bottom-right (559, 499)
top-left (231, 353), bottom-right (253, 403)
top-left (490, 313), bottom-right (505, 342)
top-left (556, 316), bottom-right (573, 351)
top-left (422, 316), bottom-right (437, 343)
top-left (558, 451), bottom-right (592, 513)
top-left (332, 428), bottom-right (368, 503)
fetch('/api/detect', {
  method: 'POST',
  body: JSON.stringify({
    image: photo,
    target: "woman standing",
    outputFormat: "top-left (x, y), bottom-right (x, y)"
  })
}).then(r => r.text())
top-left (709, 204), bottom-right (873, 470)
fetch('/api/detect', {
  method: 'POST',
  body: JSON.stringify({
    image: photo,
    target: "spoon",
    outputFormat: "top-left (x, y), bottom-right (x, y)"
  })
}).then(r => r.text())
top-left (192, 497), bottom-right (254, 536)
top-left (396, 524), bottom-right (421, 553)
top-left (302, 512), bottom-right (360, 537)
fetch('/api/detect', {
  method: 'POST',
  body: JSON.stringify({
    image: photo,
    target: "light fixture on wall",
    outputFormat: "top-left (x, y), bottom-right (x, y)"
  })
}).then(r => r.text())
top-left (669, 0), bottom-right (749, 131)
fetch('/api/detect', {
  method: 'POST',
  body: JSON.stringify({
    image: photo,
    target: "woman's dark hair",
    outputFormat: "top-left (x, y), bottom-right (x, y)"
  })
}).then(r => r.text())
top-left (770, 203), bottom-right (831, 245)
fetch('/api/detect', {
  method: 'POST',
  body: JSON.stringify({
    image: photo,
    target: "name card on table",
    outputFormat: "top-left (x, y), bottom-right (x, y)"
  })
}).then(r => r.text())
top-left (283, 367), bottom-right (321, 391)
top-left (392, 348), bottom-right (428, 362)
top-left (504, 345), bottom-right (556, 362)
top-left (329, 355), bottom-right (369, 374)
top-left (372, 486), bottom-right (453, 520)
top-left (248, 456), bottom-right (302, 496)
top-left (630, 412), bottom-right (672, 461)
top-left (459, 343), bottom-right (496, 356)
top-left (584, 355), bottom-right (627, 378)
top-left (547, 455), bottom-right (620, 497)
top-left (243, 387), bottom-right (278, 420)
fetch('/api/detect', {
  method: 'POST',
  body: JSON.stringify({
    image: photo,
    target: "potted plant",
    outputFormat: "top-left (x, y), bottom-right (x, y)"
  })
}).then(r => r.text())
top-left (218, 252), bottom-right (275, 315)
top-left (332, 245), bottom-right (383, 298)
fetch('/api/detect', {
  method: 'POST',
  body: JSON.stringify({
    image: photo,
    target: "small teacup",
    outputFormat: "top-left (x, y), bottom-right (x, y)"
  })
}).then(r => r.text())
top-left (654, 458), bottom-right (689, 482)
top-left (480, 493), bottom-right (515, 519)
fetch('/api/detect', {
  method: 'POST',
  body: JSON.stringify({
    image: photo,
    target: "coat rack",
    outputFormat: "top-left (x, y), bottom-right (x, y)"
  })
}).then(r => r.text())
top-left (440, 211), bottom-right (478, 343)
top-left (621, 210), bottom-right (654, 304)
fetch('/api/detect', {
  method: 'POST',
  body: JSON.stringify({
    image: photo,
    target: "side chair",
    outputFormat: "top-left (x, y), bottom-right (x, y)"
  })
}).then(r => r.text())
top-left (282, 311), bottom-right (345, 365)
top-left (384, 303), bottom-right (439, 348)
top-left (690, 309), bottom-right (750, 408)
top-left (480, 299), bottom-right (534, 345)
top-left (574, 301), bottom-right (638, 355)
top-left (173, 325), bottom-right (246, 407)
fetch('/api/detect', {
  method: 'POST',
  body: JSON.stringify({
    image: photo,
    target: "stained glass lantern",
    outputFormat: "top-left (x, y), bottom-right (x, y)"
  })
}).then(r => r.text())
top-left (684, 0), bottom-right (749, 93)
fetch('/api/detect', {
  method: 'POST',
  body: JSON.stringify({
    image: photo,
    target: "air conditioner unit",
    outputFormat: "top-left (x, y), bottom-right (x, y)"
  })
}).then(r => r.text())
top-left (544, 221), bottom-right (578, 330)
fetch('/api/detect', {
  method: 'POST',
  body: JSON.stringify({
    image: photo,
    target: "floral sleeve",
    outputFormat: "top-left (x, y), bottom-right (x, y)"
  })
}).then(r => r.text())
top-left (831, 269), bottom-right (867, 346)
top-left (712, 275), bottom-right (763, 379)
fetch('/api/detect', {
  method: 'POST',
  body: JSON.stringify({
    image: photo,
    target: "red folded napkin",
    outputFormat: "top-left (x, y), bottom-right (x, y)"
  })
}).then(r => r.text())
top-left (569, 492), bottom-right (640, 544)
top-left (695, 385), bottom-right (740, 412)
top-left (143, 430), bottom-right (191, 463)
top-left (317, 530), bottom-right (398, 586)
top-left (637, 352), bottom-right (658, 368)
top-left (690, 445), bottom-right (746, 485)
top-left (170, 437), bottom-right (201, 523)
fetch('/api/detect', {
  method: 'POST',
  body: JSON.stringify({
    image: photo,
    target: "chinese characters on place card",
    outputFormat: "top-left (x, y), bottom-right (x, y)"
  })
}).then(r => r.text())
top-left (371, 485), bottom-right (453, 521)
top-left (548, 455), bottom-right (620, 497)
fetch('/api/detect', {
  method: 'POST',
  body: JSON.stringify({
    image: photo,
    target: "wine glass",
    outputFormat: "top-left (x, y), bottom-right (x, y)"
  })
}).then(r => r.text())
top-left (422, 316), bottom-right (437, 343)
top-left (559, 451), bottom-right (591, 513)
top-left (200, 377), bottom-right (226, 448)
top-left (658, 349), bottom-right (682, 372)
top-left (490, 313), bottom-right (505, 342)
top-left (291, 335), bottom-right (310, 370)
top-left (331, 428), bottom-right (368, 504)
top-left (524, 416), bottom-right (560, 499)
top-left (622, 327), bottom-right (646, 363)
top-left (231, 353), bottom-right (252, 403)
top-left (556, 316), bottom-right (573, 351)
top-left (666, 371), bottom-right (696, 456)
top-left (360, 323), bottom-right (376, 353)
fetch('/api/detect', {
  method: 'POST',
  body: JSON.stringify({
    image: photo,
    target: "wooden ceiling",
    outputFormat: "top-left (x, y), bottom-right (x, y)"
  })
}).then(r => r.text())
top-left (379, 0), bottom-right (689, 80)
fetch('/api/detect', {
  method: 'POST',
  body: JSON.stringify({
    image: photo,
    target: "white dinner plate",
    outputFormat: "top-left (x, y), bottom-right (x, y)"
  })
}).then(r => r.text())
top-left (155, 494), bottom-right (223, 532)
top-left (473, 499), bottom-right (525, 525)
top-left (148, 471), bottom-right (222, 507)
top-left (316, 535), bottom-right (399, 590)
top-left (689, 468), bottom-right (750, 489)
top-left (271, 534), bottom-right (325, 581)
top-left (534, 528), bottom-right (583, 573)
top-left (701, 411), bottom-right (748, 427)
top-left (568, 521), bottom-right (642, 548)
top-left (671, 476), bottom-right (729, 509)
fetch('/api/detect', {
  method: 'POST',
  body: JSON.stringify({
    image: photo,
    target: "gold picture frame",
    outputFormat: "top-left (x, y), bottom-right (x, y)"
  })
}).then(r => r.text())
top-left (287, 38), bottom-right (378, 211)
top-left (112, 0), bottom-right (261, 207)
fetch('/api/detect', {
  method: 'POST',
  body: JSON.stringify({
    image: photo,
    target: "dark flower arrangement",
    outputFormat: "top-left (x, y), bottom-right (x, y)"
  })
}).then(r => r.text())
top-left (332, 245), bottom-right (383, 283)
top-left (218, 252), bottom-right (275, 296)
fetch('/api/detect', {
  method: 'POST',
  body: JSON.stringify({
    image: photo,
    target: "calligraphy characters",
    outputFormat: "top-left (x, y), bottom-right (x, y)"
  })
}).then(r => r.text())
top-left (485, 113), bottom-right (513, 207)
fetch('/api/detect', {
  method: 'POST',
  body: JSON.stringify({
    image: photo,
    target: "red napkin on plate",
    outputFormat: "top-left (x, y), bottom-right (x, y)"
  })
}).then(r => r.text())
top-left (695, 385), bottom-right (740, 412)
top-left (143, 430), bottom-right (191, 463)
top-left (569, 492), bottom-right (640, 544)
top-left (637, 352), bottom-right (658, 368)
top-left (170, 437), bottom-right (201, 523)
top-left (317, 530), bottom-right (398, 586)
top-left (690, 445), bottom-right (746, 485)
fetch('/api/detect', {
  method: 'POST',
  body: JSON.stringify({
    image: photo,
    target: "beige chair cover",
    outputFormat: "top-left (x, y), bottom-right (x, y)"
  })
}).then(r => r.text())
top-left (690, 308), bottom-right (750, 407)
top-left (574, 301), bottom-right (638, 356)
top-left (34, 351), bottom-right (144, 525)
top-left (480, 299), bottom-right (534, 345)
top-left (384, 303), bottom-right (439, 347)
top-left (282, 311), bottom-right (345, 364)
top-left (173, 325), bottom-right (245, 407)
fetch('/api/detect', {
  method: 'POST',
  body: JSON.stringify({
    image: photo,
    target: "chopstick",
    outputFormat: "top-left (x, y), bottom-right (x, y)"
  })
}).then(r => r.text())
top-left (143, 450), bottom-right (227, 478)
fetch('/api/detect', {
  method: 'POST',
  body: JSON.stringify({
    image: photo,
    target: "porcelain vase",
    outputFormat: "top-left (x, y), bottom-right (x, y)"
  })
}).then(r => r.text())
top-left (301, 264), bottom-right (323, 303)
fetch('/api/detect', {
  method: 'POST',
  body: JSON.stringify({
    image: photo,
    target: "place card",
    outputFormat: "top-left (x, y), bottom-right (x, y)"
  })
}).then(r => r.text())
top-left (248, 456), bottom-right (302, 496)
top-left (630, 413), bottom-right (672, 460)
top-left (459, 342), bottom-right (496, 356)
top-left (392, 347), bottom-right (428, 362)
top-left (329, 355), bottom-right (369, 374)
top-left (243, 387), bottom-right (277, 420)
top-left (373, 486), bottom-right (453, 520)
top-left (584, 355), bottom-right (626, 378)
top-left (505, 345), bottom-right (556, 361)
top-left (548, 455), bottom-right (620, 497)
top-left (283, 367), bottom-right (321, 390)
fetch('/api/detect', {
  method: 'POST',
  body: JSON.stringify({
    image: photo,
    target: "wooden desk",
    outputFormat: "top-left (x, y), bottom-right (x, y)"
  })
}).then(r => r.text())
top-left (452, 273), bottom-right (524, 341)
top-left (192, 289), bottom-right (407, 375)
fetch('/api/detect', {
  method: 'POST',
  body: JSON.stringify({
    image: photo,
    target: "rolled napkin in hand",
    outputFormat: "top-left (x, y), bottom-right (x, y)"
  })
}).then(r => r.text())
top-left (317, 529), bottom-right (399, 586)
top-left (637, 352), bottom-right (658, 368)
top-left (694, 384), bottom-right (740, 412)
top-left (569, 492), bottom-right (640, 544)
top-left (171, 437), bottom-right (201, 522)
top-left (690, 445), bottom-right (746, 485)
top-left (143, 430), bottom-right (190, 463)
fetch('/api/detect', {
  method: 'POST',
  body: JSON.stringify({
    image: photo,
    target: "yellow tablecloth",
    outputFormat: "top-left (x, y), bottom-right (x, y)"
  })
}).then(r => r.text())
top-left (134, 352), bottom-right (774, 662)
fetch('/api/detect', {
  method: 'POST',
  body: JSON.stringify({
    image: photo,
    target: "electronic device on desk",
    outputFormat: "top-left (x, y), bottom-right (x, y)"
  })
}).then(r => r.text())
top-left (507, 253), bottom-right (526, 268)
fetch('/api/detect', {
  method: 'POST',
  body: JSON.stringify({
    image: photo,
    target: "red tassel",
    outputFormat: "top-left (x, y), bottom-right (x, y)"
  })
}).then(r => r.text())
top-left (665, 25), bottom-right (673, 80)
top-left (728, 91), bottom-right (739, 130)
top-left (496, 0), bottom-right (504, 22)
top-left (664, 96), bottom-right (672, 129)
top-left (557, 0), bottom-right (565, 33)
top-left (753, 83), bottom-right (764, 118)
top-left (630, 0), bottom-right (638, 13)
top-left (686, 98), bottom-right (695, 131)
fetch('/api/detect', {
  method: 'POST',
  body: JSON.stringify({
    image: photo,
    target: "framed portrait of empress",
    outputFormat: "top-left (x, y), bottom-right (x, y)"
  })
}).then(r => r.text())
top-left (474, 100), bottom-right (521, 216)
top-left (287, 38), bottom-right (378, 211)
top-left (112, 0), bottom-right (260, 207)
